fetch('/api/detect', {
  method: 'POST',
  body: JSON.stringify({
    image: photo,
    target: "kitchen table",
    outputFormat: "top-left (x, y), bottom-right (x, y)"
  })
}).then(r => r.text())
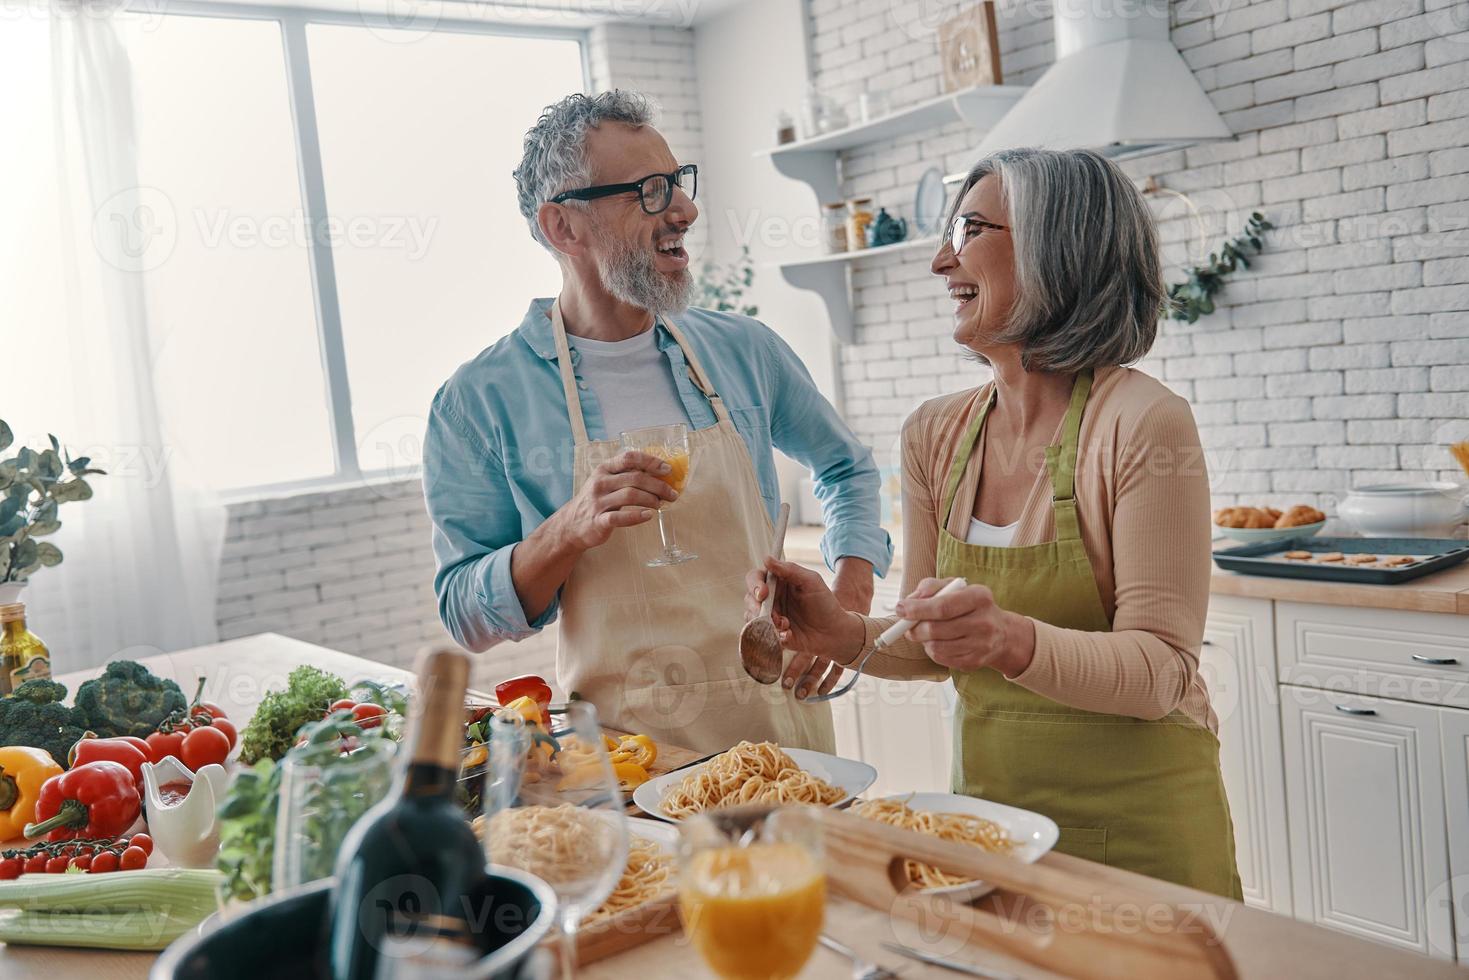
top-left (0, 633), bottom-right (1460, 980)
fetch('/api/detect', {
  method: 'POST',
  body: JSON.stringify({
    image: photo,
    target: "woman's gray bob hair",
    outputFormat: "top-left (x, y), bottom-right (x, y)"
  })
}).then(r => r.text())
top-left (947, 147), bottom-right (1165, 372)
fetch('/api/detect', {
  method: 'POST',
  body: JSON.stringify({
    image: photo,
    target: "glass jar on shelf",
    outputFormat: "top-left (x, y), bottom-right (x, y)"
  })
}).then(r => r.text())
top-left (821, 202), bottom-right (848, 253)
top-left (845, 198), bottom-right (875, 252)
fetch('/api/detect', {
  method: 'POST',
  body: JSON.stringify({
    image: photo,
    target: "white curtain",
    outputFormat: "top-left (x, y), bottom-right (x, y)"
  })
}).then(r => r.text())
top-left (0, 4), bottom-right (225, 670)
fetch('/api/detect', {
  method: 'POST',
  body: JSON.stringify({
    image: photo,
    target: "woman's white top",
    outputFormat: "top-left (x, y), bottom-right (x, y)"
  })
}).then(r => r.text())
top-left (965, 516), bottom-right (1019, 548)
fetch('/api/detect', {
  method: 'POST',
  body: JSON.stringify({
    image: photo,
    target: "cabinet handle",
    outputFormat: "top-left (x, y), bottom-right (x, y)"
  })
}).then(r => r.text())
top-left (1201, 639), bottom-right (1214, 647)
top-left (1410, 654), bottom-right (1460, 666)
top-left (1334, 704), bottom-right (1378, 717)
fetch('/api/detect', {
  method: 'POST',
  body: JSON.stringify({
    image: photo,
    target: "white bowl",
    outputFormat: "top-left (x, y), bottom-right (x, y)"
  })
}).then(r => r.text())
top-left (1213, 520), bottom-right (1325, 545)
top-left (633, 748), bottom-right (877, 822)
top-left (1338, 482), bottom-right (1469, 538)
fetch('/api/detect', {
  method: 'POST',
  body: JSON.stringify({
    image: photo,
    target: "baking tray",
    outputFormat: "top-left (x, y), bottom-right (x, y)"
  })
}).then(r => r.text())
top-left (1213, 536), bottom-right (1469, 584)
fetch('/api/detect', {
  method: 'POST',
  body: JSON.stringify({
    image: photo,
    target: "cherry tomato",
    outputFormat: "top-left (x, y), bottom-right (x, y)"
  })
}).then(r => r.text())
top-left (45, 857), bottom-right (68, 874)
top-left (23, 855), bottom-right (46, 874)
top-left (190, 699), bottom-right (228, 722)
top-left (210, 717), bottom-right (238, 749)
top-left (91, 851), bottom-right (119, 874)
top-left (70, 855), bottom-right (92, 872)
top-left (146, 729), bottom-right (188, 765)
top-left (73, 845), bottom-right (94, 857)
top-left (129, 834), bottom-right (154, 857)
top-left (351, 703), bottom-right (387, 729)
top-left (181, 725), bottom-right (231, 771)
top-left (328, 699), bottom-right (358, 715)
top-left (119, 846), bottom-right (147, 871)
top-left (0, 857), bottom-right (21, 879)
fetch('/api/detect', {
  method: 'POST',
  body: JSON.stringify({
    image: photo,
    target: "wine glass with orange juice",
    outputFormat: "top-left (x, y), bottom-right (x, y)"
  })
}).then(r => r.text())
top-left (620, 423), bottom-right (697, 567)
top-left (678, 806), bottom-right (826, 980)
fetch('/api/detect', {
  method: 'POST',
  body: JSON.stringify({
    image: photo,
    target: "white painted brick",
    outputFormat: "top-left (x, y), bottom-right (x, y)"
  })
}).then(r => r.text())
top-left (1391, 338), bottom-right (1469, 364)
top-left (1222, 150), bottom-right (1302, 183)
top-left (1399, 392), bottom-right (1469, 415)
top-left (1425, 33), bottom-right (1469, 67)
top-left (1303, 187), bottom-right (1385, 222)
top-left (1262, 320), bottom-right (1345, 348)
top-left (1294, 82), bottom-right (1380, 122)
top-left (1312, 393), bottom-right (1398, 417)
top-left (1165, 354), bottom-right (1236, 379)
top-left (1301, 134), bottom-right (1386, 170)
top-left (1311, 292), bottom-right (1392, 317)
top-left (1272, 420), bottom-right (1347, 445)
top-left (1429, 366), bottom-right (1469, 389)
top-left (1309, 343), bottom-right (1391, 369)
top-left (1347, 418), bottom-right (1437, 442)
top-left (1237, 348), bottom-right (1309, 374)
top-left (1341, 155), bottom-right (1430, 191)
top-left (1239, 396), bottom-right (1314, 421)
top-left (1342, 315), bottom-right (1433, 342)
top-left (1380, 62), bottom-right (1469, 103)
top-left (1316, 444), bottom-right (1398, 468)
top-left (1197, 424), bottom-right (1269, 448)
top-left (1337, 100), bottom-right (1428, 138)
top-left (1186, 33), bottom-right (1253, 70)
top-left (1333, 43), bottom-right (1427, 86)
top-left (1215, 0), bottom-right (1289, 37)
top-left (1267, 370), bottom-right (1346, 397)
top-left (1430, 313), bottom-right (1469, 337)
top-left (1425, 257), bottom-right (1469, 285)
top-left (1218, 49), bottom-right (1296, 87)
top-left (1196, 376), bottom-right (1267, 401)
top-left (1259, 118), bottom-right (1338, 152)
top-left (1333, 263), bottom-right (1423, 293)
top-left (1391, 285), bottom-right (1469, 314)
top-left (1389, 174), bottom-right (1469, 212)
top-left (1388, 122), bottom-right (1469, 157)
top-left (1306, 239), bottom-right (1393, 270)
top-left (1253, 14), bottom-right (1331, 53)
top-left (1223, 100), bottom-right (1297, 132)
top-left (1294, 27), bottom-right (1379, 69)
top-left (1255, 65), bottom-right (1335, 102)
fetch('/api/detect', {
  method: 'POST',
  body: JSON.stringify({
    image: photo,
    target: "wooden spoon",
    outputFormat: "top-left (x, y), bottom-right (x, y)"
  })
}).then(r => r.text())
top-left (739, 502), bottom-right (790, 685)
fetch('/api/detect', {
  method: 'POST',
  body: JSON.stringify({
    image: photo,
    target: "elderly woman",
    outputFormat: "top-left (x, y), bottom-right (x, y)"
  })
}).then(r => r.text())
top-left (748, 147), bottom-right (1240, 897)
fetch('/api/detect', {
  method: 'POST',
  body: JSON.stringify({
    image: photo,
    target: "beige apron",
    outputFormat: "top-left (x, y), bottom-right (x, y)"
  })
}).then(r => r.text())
top-left (548, 301), bottom-right (835, 755)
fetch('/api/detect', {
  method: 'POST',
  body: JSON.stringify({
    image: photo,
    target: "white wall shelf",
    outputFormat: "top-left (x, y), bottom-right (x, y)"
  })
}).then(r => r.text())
top-left (755, 84), bottom-right (1025, 343)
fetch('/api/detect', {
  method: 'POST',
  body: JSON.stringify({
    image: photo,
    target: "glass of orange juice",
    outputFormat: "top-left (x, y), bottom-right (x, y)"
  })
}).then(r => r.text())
top-left (678, 806), bottom-right (825, 979)
top-left (620, 423), bottom-right (697, 567)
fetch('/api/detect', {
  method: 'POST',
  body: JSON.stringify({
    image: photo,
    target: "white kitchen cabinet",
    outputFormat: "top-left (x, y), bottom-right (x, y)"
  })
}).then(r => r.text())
top-left (1438, 705), bottom-right (1469, 962)
top-left (1202, 596), bottom-right (1292, 915)
top-left (1280, 685), bottom-right (1453, 958)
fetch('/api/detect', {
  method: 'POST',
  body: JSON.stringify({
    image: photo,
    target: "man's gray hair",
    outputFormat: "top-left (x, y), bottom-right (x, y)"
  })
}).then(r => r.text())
top-left (947, 147), bottom-right (1165, 372)
top-left (514, 90), bottom-right (657, 251)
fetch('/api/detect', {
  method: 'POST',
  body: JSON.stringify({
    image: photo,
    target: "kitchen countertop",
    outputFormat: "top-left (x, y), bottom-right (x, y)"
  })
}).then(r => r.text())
top-left (786, 525), bottom-right (1469, 615)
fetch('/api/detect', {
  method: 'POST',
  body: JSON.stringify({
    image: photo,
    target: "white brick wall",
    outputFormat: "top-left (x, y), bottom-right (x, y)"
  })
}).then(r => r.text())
top-left (810, 0), bottom-right (1469, 515)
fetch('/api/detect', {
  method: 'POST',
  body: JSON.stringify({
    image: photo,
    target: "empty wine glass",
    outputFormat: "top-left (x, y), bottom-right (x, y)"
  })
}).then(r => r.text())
top-left (272, 736), bottom-right (396, 893)
top-left (482, 701), bottom-right (629, 979)
top-left (620, 423), bottom-right (697, 566)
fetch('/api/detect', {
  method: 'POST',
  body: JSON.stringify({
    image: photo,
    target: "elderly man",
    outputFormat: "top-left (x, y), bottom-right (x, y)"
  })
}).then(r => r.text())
top-left (422, 90), bottom-right (890, 753)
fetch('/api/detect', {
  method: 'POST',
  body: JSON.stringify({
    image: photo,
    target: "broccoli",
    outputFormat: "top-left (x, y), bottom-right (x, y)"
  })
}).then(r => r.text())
top-left (0, 679), bottom-right (87, 766)
top-left (73, 659), bottom-right (187, 739)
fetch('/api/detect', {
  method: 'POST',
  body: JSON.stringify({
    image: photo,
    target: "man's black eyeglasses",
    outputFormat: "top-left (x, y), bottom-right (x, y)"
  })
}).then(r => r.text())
top-left (549, 164), bottom-right (698, 216)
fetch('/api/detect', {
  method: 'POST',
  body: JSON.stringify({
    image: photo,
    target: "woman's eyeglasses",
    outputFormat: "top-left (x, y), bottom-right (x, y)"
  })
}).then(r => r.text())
top-left (947, 212), bottom-right (1009, 256)
top-left (550, 164), bottom-right (698, 216)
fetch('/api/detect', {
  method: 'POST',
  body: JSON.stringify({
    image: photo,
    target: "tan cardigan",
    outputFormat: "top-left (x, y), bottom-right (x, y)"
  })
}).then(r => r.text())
top-left (862, 365), bottom-right (1218, 733)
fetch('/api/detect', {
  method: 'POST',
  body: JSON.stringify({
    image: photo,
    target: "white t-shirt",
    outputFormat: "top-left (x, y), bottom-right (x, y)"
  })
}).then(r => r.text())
top-left (569, 327), bottom-right (692, 438)
top-left (965, 516), bottom-right (1019, 547)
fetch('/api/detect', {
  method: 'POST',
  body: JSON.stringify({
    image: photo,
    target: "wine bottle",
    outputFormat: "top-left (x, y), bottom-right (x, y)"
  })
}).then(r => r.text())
top-left (327, 647), bottom-right (485, 980)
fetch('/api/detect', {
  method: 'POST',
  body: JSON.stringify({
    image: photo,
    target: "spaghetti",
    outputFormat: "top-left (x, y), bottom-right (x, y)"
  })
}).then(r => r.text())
top-left (474, 805), bottom-right (674, 919)
top-left (658, 740), bottom-right (846, 818)
top-left (851, 796), bottom-right (1015, 889)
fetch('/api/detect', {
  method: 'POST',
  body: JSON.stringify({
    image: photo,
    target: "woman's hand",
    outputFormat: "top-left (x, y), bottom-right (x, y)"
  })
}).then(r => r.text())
top-left (744, 558), bottom-right (866, 699)
top-left (895, 578), bottom-right (1037, 677)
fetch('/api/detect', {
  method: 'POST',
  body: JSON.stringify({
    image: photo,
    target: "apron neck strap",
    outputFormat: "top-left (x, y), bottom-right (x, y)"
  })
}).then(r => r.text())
top-left (549, 299), bottom-right (590, 446)
top-left (939, 370), bottom-right (1094, 536)
top-left (658, 314), bottom-right (731, 423)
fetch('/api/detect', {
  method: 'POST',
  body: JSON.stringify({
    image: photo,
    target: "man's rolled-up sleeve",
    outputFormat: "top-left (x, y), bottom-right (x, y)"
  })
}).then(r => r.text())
top-left (423, 386), bottom-right (558, 652)
top-left (763, 328), bottom-right (893, 576)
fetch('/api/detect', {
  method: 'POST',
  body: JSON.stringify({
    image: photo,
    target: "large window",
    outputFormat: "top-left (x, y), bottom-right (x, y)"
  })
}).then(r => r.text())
top-left (2, 10), bottom-right (585, 493)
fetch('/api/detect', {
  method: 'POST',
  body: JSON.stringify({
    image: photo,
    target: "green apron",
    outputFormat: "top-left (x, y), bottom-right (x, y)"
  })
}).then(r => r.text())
top-left (940, 371), bottom-right (1242, 898)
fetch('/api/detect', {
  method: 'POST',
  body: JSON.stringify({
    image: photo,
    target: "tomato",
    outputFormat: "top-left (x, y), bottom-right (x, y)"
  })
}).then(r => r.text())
top-left (145, 730), bottom-right (187, 765)
top-left (351, 703), bottom-right (387, 729)
top-left (73, 845), bottom-right (94, 857)
top-left (129, 833), bottom-right (154, 857)
top-left (70, 855), bottom-right (92, 872)
top-left (190, 700), bottom-right (227, 722)
top-left (328, 699), bottom-right (358, 715)
top-left (90, 851), bottom-right (119, 874)
top-left (45, 856), bottom-right (68, 874)
top-left (0, 857), bottom-right (21, 879)
top-left (22, 855), bottom-right (45, 874)
top-left (119, 846), bottom-right (147, 871)
top-left (181, 725), bottom-right (231, 771)
top-left (210, 717), bottom-right (238, 749)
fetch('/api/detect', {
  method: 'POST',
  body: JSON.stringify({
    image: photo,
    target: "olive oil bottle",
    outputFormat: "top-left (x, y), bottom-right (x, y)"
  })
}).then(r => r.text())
top-left (0, 603), bottom-right (51, 696)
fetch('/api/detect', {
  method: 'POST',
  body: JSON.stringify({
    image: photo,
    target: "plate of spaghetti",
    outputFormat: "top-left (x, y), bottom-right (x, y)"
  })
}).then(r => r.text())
top-left (634, 740), bottom-right (876, 821)
top-left (475, 806), bottom-right (679, 921)
top-left (851, 792), bottom-right (1060, 900)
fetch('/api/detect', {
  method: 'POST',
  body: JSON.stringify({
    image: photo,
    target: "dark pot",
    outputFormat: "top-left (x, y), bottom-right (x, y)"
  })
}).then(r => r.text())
top-left (152, 866), bottom-right (557, 980)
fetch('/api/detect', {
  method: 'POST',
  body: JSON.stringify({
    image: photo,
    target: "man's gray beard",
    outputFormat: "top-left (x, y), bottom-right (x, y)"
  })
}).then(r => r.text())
top-left (594, 226), bottom-right (694, 316)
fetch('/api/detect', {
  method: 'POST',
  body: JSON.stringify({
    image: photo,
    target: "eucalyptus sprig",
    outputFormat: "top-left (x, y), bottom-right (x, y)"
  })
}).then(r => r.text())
top-left (0, 420), bottom-right (106, 584)
top-left (695, 244), bottom-right (759, 317)
top-left (1167, 212), bottom-right (1273, 323)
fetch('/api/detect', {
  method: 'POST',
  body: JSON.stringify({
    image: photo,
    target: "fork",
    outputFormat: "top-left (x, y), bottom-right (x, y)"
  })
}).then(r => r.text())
top-left (818, 933), bottom-right (902, 980)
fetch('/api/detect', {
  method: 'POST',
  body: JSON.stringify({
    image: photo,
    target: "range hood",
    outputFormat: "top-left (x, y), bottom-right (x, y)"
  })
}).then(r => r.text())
top-left (975, 0), bottom-right (1231, 161)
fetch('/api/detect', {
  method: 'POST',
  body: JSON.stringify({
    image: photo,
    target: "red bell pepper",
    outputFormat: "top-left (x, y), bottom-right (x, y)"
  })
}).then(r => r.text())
top-left (495, 674), bottom-right (553, 726)
top-left (69, 734), bottom-right (149, 793)
top-left (22, 761), bottom-right (141, 841)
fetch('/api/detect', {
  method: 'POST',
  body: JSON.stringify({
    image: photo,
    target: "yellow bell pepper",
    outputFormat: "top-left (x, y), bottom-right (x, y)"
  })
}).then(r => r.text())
top-left (501, 696), bottom-right (555, 764)
top-left (557, 759), bottom-right (650, 794)
top-left (609, 733), bottom-right (657, 770)
top-left (0, 746), bottom-right (64, 839)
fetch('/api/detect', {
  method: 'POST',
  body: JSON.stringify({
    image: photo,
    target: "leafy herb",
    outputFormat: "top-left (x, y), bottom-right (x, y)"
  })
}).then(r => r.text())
top-left (0, 420), bottom-right (106, 584)
top-left (1167, 212), bottom-right (1273, 323)
top-left (237, 665), bottom-right (349, 764)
